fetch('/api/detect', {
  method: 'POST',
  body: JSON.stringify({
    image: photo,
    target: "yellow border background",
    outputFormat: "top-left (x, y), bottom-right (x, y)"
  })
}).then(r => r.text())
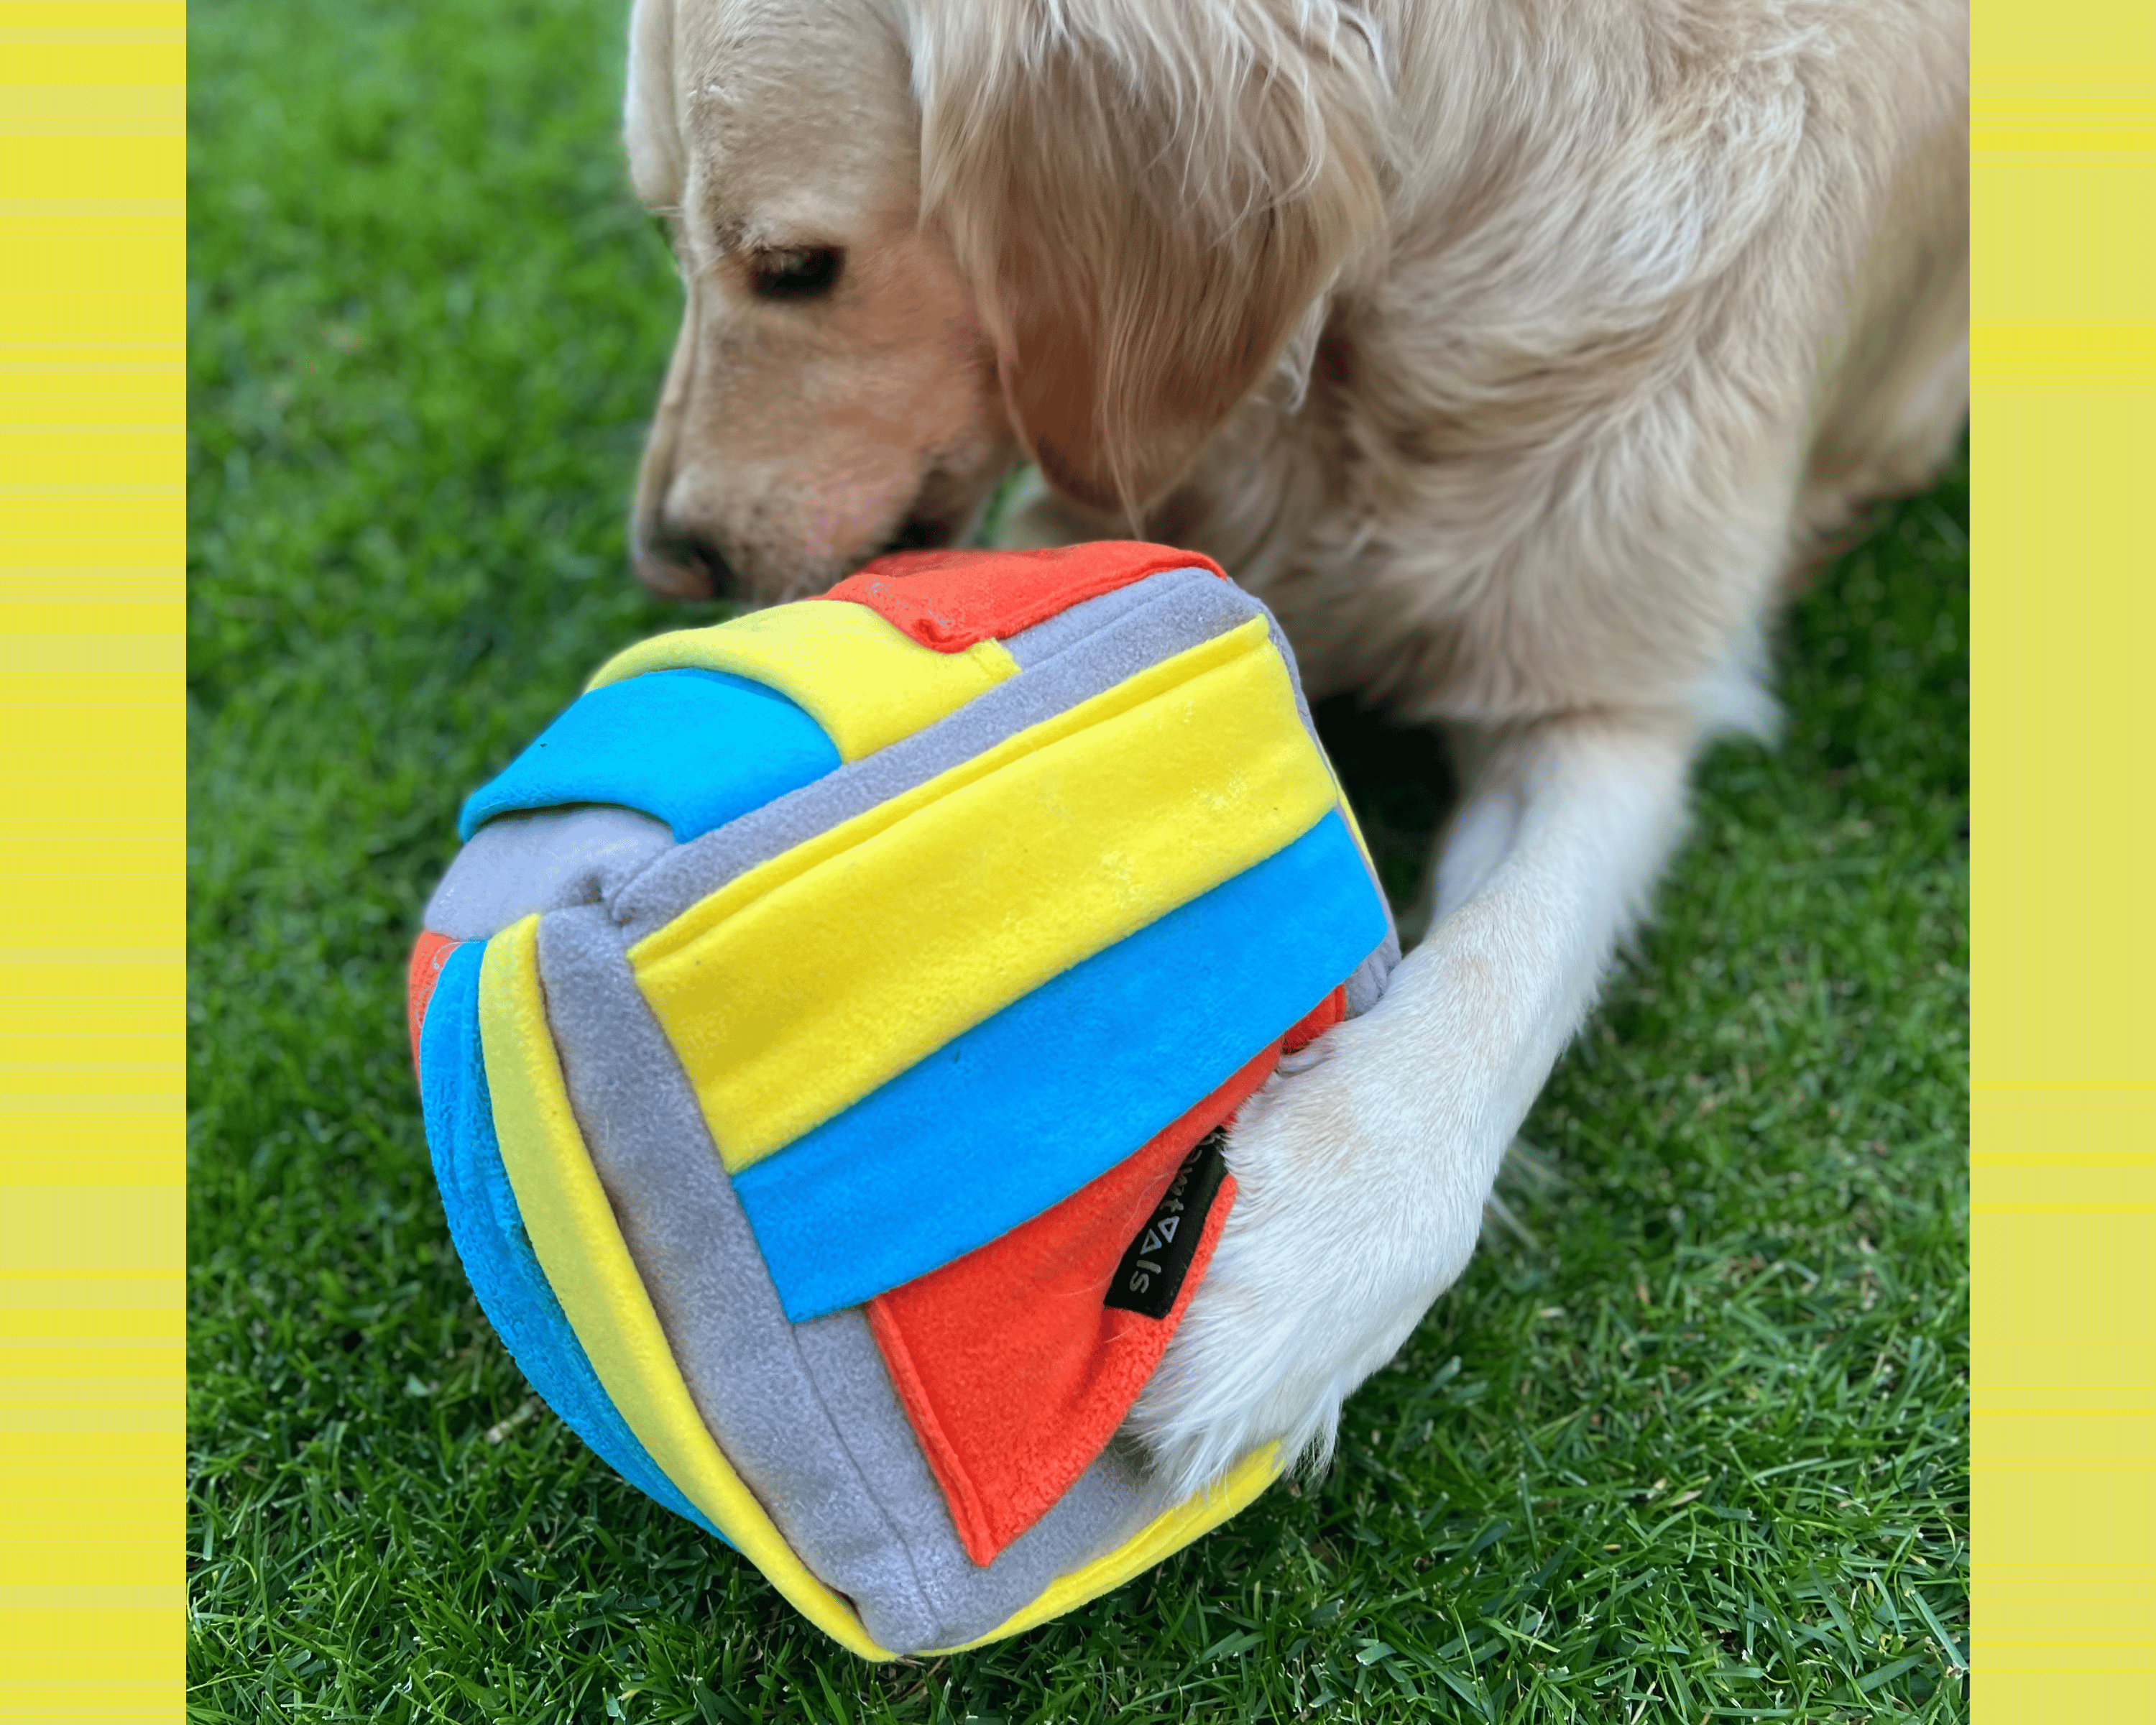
top-left (0, 0), bottom-right (2141, 1710)
top-left (1975, 0), bottom-right (2153, 1714)
top-left (1, 0), bottom-right (182, 1715)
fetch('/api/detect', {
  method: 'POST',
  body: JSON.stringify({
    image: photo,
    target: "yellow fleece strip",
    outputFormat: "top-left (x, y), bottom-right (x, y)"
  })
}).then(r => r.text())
top-left (630, 617), bottom-right (1337, 1172)
top-left (1322, 765), bottom-right (1383, 896)
top-left (936, 1445), bottom-right (1282, 1653)
top-left (585, 600), bottom-right (1018, 761)
top-left (476, 919), bottom-right (893, 1661)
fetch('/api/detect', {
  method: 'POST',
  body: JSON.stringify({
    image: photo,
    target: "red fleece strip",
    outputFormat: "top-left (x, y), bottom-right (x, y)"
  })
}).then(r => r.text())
top-left (407, 931), bottom-right (463, 1072)
top-left (866, 1039), bottom-right (1271, 1568)
top-left (1282, 985), bottom-right (1347, 1052)
top-left (825, 541), bottom-right (1229, 652)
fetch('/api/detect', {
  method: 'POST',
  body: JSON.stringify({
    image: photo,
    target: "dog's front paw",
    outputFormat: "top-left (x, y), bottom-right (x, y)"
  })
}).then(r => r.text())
top-left (1129, 995), bottom-right (1512, 1496)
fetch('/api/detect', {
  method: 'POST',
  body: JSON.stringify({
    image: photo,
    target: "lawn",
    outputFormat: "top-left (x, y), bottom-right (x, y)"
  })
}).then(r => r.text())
top-left (185, 1), bottom-right (1969, 1719)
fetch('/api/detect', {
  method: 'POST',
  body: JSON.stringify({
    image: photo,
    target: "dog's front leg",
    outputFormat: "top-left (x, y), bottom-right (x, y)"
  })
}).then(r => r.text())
top-left (1130, 709), bottom-right (1699, 1492)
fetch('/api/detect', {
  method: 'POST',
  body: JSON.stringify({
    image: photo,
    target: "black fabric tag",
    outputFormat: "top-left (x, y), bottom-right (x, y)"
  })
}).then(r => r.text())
top-left (1103, 1129), bottom-right (1231, 1320)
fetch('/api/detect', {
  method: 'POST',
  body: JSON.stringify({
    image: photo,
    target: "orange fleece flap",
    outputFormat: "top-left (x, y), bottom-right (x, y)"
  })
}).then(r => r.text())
top-left (826, 542), bottom-right (1228, 652)
top-left (865, 1045), bottom-right (1266, 1566)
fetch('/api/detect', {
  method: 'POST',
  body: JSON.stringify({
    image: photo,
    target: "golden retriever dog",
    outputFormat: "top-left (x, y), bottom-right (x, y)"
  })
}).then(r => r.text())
top-left (620, 0), bottom-right (1968, 1494)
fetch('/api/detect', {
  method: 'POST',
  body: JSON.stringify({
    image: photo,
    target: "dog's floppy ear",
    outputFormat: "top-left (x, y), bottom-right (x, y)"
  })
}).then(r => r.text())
top-left (624, 0), bottom-right (683, 209)
top-left (910, 1), bottom-right (1383, 523)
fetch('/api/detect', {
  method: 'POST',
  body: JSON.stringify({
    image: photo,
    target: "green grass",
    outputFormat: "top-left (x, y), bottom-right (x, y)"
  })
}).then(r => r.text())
top-left (186, 1), bottom-right (1968, 1719)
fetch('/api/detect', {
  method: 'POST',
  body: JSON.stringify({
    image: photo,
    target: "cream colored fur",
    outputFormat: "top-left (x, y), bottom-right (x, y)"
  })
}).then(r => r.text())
top-left (623, 0), bottom-right (1968, 1494)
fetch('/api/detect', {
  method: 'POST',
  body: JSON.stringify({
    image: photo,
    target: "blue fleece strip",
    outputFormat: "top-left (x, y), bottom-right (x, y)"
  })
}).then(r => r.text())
top-left (418, 939), bottom-right (729, 1543)
top-left (459, 668), bottom-right (841, 842)
top-left (734, 809), bottom-right (1391, 1322)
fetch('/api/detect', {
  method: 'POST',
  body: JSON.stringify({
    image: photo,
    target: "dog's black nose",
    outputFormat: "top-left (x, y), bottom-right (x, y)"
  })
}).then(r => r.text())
top-left (634, 523), bottom-right (737, 601)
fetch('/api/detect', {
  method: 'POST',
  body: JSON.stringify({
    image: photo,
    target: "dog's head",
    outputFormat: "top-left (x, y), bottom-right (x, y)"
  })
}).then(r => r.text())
top-left (624, 0), bottom-right (1383, 601)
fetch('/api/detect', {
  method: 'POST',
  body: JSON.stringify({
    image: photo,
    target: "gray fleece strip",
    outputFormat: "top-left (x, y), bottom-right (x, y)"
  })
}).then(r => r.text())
top-left (997, 566), bottom-right (1223, 668)
top-left (1343, 933), bottom-right (1400, 1016)
top-left (424, 805), bottom-right (675, 942)
top-left (607, 571), bottom-right (1269, 940)
top-left (536, 903), bottom-right (1168, 1653)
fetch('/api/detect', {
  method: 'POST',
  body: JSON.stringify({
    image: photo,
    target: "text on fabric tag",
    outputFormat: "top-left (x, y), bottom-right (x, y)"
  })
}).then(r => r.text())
top-left (1103, 1130), bottom-right (1230, 1319)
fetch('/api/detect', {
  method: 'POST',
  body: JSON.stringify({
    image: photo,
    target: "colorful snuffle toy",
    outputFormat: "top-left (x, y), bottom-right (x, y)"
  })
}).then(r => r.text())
top-left (409, 541), bottom-right (1399, 1657)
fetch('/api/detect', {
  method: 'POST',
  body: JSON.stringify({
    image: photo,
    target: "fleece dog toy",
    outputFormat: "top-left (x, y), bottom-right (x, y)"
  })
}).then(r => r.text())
top-left (409, 542), bottom-right (1399, 1657)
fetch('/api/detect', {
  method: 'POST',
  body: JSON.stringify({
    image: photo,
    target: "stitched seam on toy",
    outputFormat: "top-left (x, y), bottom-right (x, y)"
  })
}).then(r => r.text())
top-left (786, 1318), bottom-right (957, 1630)
top-left (863, 1303), bottom-right (999, 1569)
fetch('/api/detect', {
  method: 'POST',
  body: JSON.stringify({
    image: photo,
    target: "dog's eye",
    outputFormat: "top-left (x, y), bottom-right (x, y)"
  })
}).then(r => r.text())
top-left (747, 246), bottom-right (843, 301)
